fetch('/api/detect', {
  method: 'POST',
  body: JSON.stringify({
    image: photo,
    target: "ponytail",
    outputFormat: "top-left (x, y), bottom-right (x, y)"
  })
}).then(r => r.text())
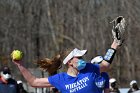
top-left (36, 48), bottom-right (73, 75)
top-left (36, 54), bottom-right (62, 75)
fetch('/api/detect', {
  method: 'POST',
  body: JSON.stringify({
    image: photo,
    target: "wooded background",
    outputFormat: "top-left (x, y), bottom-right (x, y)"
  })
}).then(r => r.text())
top-left (0, 0), bottom-right (140, 89)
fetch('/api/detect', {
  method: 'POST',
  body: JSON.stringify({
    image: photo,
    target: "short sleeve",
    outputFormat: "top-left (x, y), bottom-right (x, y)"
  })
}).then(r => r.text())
top-left (48, 73), bottom-right (62, 90)
top-left (93, 64), bottom-right (100, 73)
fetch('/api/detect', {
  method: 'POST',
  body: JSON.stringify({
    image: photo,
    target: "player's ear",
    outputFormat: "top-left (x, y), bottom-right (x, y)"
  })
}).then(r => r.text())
top-left (67, 59), bottom-right (73, 66)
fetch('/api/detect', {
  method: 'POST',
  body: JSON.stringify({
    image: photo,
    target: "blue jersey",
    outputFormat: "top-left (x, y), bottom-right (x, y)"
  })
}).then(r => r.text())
top-left (48, 63), bottom-right (102, 93)
top-left (101, 72), bottom-right (109, 89)
top-left (94, 72), bottom-right (109, 92)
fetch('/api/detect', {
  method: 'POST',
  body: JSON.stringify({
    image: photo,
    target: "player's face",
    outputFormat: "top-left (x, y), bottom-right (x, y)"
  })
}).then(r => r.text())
top-left (70, 57), bottom-right (84, 69)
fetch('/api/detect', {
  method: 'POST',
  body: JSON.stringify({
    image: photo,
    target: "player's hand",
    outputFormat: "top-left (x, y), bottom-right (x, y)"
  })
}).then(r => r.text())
top-left (111, 16), bottom-right (126, 46)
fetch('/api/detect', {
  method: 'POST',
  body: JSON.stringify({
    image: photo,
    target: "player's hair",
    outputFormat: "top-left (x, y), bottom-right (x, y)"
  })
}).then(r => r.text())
top-left (36, 48), bottom-right (73, 74)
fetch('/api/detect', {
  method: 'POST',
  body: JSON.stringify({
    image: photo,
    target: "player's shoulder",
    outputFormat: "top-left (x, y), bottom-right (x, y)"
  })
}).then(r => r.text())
top-left (51, 72), bottom-right (67, 78)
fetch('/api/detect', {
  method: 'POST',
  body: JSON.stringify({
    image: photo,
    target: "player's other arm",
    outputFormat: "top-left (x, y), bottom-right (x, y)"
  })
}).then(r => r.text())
top-left (14, 61), bottom-right (53, 88)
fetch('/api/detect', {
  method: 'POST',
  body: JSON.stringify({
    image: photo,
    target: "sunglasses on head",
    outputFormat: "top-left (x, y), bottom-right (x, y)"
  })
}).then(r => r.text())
top-left (3, 71), bottom-right (11, 74)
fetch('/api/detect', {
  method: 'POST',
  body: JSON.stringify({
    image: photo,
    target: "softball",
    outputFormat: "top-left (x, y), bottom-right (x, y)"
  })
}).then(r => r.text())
top-left (11, 50), bottom-right (23, 61)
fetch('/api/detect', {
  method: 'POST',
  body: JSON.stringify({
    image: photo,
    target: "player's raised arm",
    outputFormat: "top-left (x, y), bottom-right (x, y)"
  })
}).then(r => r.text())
top-left (100, 16), bottom-right (126, 72)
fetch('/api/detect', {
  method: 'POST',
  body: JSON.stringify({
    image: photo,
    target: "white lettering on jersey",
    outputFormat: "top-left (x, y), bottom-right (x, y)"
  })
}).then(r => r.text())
top-left (65, 76), bottom-right (89, 93)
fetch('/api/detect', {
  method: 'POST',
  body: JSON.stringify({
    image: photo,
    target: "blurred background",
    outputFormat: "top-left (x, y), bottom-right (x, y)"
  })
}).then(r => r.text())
top-left (0, 0), bottom-right (140, 92)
